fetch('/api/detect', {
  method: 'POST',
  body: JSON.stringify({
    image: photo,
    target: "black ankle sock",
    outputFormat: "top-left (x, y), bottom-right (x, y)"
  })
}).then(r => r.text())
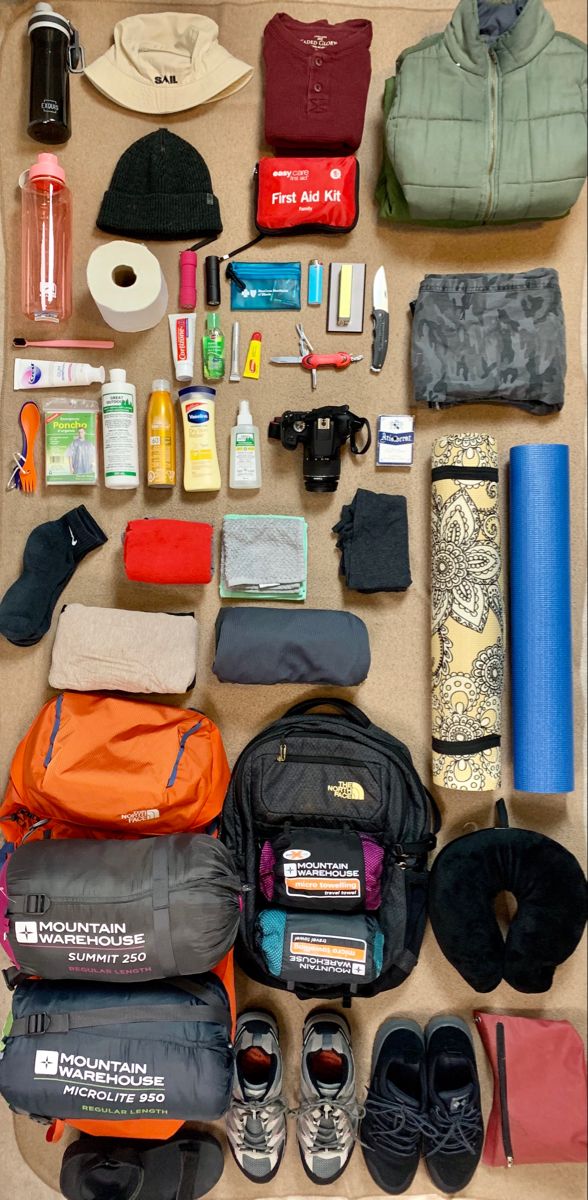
top-left (0, 506), bottom-right (107, 646)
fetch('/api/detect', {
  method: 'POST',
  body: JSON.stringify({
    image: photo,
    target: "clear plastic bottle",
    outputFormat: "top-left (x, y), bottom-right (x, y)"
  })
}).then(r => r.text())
top-left (20, 151), bottom-right (72, 323)
top-left (230, 399), bottom-right (261, 489)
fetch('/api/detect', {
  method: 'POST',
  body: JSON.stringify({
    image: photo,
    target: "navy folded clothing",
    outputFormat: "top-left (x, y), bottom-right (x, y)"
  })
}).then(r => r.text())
top-left (333, 488), bottom-right (412, 593)
top-left (212, 606), bottom-right (370, 685)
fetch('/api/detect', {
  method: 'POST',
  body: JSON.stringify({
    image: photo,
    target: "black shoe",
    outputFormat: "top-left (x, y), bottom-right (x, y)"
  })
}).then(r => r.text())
top-left (423, 1016), bottom-right (484, 1195)
top-left (361, 1018), bottom-right (428, 1194)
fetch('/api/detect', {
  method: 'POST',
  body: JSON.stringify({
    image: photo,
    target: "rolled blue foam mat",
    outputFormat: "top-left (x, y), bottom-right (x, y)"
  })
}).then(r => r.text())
top-left (509, 444), bottom-right (574, 793)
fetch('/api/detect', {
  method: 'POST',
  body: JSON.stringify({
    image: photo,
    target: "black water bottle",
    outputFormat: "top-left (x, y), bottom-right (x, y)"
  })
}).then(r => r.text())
top-left (27, 2), bottom-right (72, 144)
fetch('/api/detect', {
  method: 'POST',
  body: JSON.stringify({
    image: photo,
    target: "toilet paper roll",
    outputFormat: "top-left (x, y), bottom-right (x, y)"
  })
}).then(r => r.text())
top-left (87, 240), bottom-right (168, 332)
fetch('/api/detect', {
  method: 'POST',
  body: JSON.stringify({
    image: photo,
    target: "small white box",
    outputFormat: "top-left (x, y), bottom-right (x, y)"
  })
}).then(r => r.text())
top-left (377, 415), bottom-right (414, 466)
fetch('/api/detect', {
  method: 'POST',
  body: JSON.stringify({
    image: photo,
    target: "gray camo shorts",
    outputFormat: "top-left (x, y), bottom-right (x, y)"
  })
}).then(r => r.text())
top-left (411, 268), bottom-right (566, 415)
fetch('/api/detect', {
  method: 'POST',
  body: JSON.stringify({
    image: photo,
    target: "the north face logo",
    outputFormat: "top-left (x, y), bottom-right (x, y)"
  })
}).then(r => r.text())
top-left (15, 921), bottom-right (38, 944)
top-left (327, 781), bottom-right (365, 801)
top-left (154, 75), bottom-right (178, 84)
top-left (35, 1050), bottom-right (59, 1076)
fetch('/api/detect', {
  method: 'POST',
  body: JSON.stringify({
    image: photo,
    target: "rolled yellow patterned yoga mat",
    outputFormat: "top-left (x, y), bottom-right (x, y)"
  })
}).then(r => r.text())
top-left (431, 435), bottom-right (503, 791)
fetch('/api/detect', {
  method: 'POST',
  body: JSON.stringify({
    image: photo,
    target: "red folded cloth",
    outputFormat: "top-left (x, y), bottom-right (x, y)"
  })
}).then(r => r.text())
top-left (123, 519), bottom-right (214, 585)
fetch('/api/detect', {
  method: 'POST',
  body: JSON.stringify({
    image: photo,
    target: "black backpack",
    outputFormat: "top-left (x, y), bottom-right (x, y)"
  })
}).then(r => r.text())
top-left (221, 698), bottom-right (439, 1000)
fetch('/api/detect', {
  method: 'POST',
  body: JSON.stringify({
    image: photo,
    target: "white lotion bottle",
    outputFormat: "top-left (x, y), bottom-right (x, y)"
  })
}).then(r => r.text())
top-left (101, 367), bottom-right (139, 489)
top-left (230, 399), bottom-right (261, 489)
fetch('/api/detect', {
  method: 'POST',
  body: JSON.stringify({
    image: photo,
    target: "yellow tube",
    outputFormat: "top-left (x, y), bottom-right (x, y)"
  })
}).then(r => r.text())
top-left (243, 332), bottom-right (262, 380)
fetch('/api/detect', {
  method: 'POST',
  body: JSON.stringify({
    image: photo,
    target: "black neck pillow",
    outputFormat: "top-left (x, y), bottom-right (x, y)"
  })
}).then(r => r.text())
top-left (428, 821), bottom-right (587, 993)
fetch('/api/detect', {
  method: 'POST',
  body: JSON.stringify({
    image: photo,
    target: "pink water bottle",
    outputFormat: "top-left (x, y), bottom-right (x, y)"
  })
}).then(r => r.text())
top-left (20, 151), bottom-right (72, 323)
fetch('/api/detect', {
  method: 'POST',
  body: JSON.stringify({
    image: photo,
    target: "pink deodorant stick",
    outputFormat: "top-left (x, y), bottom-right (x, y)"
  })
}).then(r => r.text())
top-left (179, 250), bottom-right (197, 311)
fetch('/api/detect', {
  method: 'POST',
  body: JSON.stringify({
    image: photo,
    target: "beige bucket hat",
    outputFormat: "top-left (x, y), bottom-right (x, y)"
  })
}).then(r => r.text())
top-left (84, 11), bottom-right (253, 114)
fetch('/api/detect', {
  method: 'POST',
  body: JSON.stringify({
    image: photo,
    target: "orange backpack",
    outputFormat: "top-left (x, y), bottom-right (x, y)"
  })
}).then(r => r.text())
top-left (0, 692), bottom-right (235, 1142)
top-left (0, 692), bottom-right (230, 845)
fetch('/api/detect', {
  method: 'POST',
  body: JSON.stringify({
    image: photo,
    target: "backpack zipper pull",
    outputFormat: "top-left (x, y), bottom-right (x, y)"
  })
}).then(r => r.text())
top-left (276, 743), bottom-right (287, 762)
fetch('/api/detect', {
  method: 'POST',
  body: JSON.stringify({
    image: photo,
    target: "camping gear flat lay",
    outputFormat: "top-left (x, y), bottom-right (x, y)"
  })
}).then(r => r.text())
top-left (213, 606), bottom-right (371, 685)
top-left (411, 269), bottom-right (566, 413)
top-left (431, 435), bottom-right (503, 791)
top-left (377, 0), bottom-right (587, 225)
top-left (221, 698), bottom-right (438, 999)
top-left (48, 605), bottom-right (199, 693)
top-left (0, 0), bottom-right (586, 1197)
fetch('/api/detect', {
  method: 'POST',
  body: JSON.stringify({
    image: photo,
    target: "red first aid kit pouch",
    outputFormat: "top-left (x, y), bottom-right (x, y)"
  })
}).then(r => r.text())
top-left (124, 519), bottom-right (214, 585)
top-left (475, 1011), bottom-right (587, 1166)
top-left (255, 156), bottom-right (359, 235)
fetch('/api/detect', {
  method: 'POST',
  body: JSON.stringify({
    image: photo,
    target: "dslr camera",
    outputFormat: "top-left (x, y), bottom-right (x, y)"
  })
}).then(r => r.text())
top-left (268, 405), bottom-right (371, 493)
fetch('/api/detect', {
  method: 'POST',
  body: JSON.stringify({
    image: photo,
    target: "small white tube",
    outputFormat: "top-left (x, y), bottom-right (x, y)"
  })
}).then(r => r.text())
top-left (14, 359), bottom-right (105, 390)
top-left (168, 313), bottom-right (196, 383)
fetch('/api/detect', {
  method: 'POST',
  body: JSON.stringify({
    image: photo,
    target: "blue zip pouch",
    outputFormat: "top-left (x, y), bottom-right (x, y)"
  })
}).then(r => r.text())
top-left (228, 261), bottom-right (301, 310)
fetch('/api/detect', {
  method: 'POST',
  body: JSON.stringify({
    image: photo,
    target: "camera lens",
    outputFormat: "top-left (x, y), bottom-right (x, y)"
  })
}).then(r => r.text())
top-left (304, 474), bottom-right (339, 493)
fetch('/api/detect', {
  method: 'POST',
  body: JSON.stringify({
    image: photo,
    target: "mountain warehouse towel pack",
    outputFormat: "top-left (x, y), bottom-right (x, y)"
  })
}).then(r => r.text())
top-left (1, 833), bottom-right (241, 982)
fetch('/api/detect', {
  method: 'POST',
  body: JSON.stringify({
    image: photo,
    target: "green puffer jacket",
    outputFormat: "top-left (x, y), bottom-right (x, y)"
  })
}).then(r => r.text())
top-left (377, 0), bottom-right (587, 226)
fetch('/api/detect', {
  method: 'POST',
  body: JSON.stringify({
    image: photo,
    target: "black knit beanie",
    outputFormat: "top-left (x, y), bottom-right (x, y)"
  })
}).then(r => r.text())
top-left (96, 128), bottom-right (223, 240)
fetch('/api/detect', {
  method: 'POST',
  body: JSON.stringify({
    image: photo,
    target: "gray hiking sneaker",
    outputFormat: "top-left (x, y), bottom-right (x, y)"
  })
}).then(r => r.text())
top-left (296, 1011), bottom-right (359, 1185)
top-left (226, 1011), bottom-right (287, 1183)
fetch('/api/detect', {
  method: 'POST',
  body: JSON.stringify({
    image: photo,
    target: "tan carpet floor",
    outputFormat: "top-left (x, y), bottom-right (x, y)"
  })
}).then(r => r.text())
top-left (0, 0), bottom-right (586, 1196)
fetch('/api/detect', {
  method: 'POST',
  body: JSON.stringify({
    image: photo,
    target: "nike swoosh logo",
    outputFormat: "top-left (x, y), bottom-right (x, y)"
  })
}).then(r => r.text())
top-left (68, 527), bottom-right (78, 546)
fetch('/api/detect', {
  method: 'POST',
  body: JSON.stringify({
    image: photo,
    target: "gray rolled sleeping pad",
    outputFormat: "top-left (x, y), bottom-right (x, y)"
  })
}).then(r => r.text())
top-left (4, 834), bottom-right (241, 983)
top-left (0, 976), bottom-right (233, 1122)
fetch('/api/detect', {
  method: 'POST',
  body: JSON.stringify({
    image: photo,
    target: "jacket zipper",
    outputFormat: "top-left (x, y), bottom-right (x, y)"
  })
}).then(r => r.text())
top-left (276, 744), bottom-right (369, 767)
top-left (483, 50), bottom-right (499, 223)
top-left (496, 1022), bottom-right (514, 1167)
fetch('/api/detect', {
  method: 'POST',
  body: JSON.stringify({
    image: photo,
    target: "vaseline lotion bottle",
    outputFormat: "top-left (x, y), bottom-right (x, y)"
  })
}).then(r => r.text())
top-left (178, 385), bottom-right (221, 492)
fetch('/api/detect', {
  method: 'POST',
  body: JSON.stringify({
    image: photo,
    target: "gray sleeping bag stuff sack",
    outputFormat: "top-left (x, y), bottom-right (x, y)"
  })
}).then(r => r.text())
top-left (3, 834), bottom-right (241, 983)
top-left (212, 607), bottom-right (371, 685)
top-left (0, 975), bottom-right (233, 1122)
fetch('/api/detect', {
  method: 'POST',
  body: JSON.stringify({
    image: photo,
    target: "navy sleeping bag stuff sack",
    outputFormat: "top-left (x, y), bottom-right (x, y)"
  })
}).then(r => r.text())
top-left (0, 975), bottom-right (233, 1123)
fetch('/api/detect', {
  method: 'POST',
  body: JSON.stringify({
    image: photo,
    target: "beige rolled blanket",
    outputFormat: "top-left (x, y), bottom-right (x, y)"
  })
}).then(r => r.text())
top-left (49, 604), bottom-right (198, 694)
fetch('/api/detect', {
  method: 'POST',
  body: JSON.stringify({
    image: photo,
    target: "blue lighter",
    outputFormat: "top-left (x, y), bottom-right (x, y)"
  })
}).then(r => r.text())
top-left (307, 259), bottom-right (324, 307)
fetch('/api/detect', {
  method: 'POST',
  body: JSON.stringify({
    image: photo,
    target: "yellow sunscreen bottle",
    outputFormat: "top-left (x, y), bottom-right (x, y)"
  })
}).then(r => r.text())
top-left (147, 378), bottom-right (175, 487)
top-left (243, 331), bottom-right (262, 380)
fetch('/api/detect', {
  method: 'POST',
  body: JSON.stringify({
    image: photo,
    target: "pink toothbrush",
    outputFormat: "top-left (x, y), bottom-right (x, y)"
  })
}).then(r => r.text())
top-left (13, 337), bottom-right (114, 349)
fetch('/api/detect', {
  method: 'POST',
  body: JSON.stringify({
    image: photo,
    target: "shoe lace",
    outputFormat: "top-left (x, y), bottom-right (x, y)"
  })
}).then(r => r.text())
top-left (360, 1088), bottom-right (431, 1156)
top-left (232, 1096), bottom-right (288, 1153)
top-left (425, 1101), bottom-right (484, 1158)
top-left (294, 1097), bottom-right (362, 1155)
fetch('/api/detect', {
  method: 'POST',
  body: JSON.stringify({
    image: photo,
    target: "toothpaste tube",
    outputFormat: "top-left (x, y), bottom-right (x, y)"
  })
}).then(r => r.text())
top-left (14, 359), bottom-right (105, 390)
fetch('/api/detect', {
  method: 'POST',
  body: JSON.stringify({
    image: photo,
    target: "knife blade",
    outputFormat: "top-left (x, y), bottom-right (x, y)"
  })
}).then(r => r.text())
top-left (371, 266), bottom-right (389, 374)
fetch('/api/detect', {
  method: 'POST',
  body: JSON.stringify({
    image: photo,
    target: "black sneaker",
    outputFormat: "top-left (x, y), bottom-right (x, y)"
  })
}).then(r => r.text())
top-left (361, 1018), bottom-right (428, 1194)
top-left (423, 1016), bottom-right (484, 1195)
